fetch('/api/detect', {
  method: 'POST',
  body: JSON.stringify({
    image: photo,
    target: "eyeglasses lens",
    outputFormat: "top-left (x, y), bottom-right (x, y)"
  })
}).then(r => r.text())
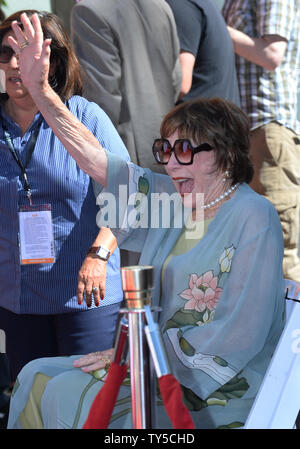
top-left (174, 140), bottom-right (192, 163)
top-left (154, 140), bottom-right (193, 164)
top-left (153, 139), bottom-right (213, 165)
top-left (153, 140), bottom-right (169, 163)
top-left (0, 46), bottom-right (14, 63)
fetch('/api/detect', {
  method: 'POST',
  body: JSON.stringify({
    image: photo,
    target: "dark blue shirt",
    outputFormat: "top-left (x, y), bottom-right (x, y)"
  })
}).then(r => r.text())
top-left (0, 95), bottom-right (129, 314)
top-left (166, 0), bottom-right (240, 106)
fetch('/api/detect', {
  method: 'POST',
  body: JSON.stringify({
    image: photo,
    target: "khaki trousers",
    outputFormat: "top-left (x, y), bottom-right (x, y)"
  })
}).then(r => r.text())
top-left (250, 122), bottom-right (300, 282)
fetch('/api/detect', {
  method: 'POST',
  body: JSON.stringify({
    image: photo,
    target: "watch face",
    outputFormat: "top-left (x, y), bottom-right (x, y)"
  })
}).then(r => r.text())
top-left (96, 247), bottom-right (110, 260)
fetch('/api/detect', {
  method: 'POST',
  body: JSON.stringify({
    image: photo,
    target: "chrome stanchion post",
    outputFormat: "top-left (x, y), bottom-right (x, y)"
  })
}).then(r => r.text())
top-left (144, 305), bottom-right (171, 378)
top-left (121, 265), bottom-right (155, 429)
top-left (112, 314), bottom-right (129, 366)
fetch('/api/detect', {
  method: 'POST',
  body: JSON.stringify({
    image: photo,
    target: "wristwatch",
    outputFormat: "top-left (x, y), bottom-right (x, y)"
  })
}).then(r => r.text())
top-left (87, 246), bottom-right (111, 261)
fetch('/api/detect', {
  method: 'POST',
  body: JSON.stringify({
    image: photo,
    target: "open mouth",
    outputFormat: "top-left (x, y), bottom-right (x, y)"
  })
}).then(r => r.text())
top-left (172, 177), bottom-right (195, 195)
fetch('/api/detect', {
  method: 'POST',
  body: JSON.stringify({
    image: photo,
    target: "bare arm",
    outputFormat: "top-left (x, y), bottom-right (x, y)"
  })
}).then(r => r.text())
top-left (29, 84), bottom-right (109, 186)
top-left (178, 51), bottom-right (195, 99)
top-left (9, 13), bottom-right (108, 186)
top-left (227, 26), bottom-right (287, 71)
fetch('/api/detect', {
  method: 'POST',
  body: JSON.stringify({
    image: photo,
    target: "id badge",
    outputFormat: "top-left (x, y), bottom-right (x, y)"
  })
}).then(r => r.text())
top-left (18, 204), bottom-right (55, 265)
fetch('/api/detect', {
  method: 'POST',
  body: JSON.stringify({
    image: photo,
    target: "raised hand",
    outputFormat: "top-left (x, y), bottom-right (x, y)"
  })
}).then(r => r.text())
top-left (8, 12), bottom-right (51, 92)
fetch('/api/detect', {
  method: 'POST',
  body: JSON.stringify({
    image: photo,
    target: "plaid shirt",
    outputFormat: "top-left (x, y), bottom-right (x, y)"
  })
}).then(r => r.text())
top-left (222, 0), bottom-right (300, 134)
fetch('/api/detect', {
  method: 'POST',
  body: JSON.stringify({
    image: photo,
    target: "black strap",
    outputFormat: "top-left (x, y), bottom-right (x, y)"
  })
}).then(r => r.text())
top-left (3, 120), bottom-right (42, 203)
top-left (285, 288), bottom-right (300, 303)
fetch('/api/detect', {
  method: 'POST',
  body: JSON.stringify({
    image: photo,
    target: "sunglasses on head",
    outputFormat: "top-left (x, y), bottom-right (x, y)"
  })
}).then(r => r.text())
top-left (152, 138), bottom-right (214, 165)
top-left (0, 45), bottom-right (16, 63)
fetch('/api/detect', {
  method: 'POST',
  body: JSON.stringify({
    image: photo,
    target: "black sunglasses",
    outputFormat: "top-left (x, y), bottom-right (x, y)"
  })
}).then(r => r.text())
top-left (0, 45), bottom-right (16, 64)
top-left (152, 138), bottom-right (214, 165)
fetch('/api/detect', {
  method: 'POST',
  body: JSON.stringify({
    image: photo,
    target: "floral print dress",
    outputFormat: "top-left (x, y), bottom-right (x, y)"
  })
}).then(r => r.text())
top-left (8, 158), bottom-right (285, 429)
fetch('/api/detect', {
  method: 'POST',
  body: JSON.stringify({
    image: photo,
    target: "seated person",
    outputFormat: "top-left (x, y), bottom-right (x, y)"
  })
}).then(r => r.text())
top-left (8, 13), bottom-right (284, 429)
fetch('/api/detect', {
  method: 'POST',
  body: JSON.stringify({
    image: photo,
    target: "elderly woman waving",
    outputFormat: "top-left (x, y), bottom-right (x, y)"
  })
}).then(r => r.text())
top-left (7, 13), bottom-right (284, 429)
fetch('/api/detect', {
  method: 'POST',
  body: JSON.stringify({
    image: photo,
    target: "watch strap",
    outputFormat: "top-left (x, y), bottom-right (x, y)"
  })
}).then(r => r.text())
top-left (87, 246), bottom-right (111, 261)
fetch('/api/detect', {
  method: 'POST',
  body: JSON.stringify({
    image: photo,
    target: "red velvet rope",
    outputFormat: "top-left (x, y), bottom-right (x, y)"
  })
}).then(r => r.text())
top-left (83, 365), bottom-right (195, 429)
top-left (83, 362), bottom-right (128, 429)
top-left (158, 374), bottom-right (195, 429)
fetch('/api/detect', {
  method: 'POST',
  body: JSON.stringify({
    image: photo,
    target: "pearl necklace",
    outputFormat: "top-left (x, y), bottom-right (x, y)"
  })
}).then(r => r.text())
top-left (201, 183), bottom-right (239, 210)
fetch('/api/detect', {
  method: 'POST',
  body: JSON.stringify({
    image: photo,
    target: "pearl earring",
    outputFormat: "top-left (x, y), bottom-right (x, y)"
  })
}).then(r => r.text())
top-left (223, 170), bottom-right (230, 182)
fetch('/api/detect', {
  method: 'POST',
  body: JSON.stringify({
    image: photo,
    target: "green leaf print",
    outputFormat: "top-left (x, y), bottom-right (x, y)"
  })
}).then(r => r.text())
top-left (164, 308), bottom-right (207, 332)
top-left (138, 176), bottom-right (149, 195)
top-left (217, 421), bottom-right (244, 429)
top-left (180, 384), bottom-right (208, 411)
top-left (206, 375), bottom-right (250, 405)
top-left (72, 376), bottom-right (99, 428)
top-left (179, 374), bottom-right (249, 412)
top-left (214, 375), bottom-right (249, 399)
top-left (179, 336), bottom-right (195, 356)
top-left (213, 356), bottom-right (228, 367)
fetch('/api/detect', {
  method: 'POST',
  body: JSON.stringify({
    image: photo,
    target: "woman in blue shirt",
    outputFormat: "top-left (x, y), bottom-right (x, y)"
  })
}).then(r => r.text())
top-left (0, 10), bottom-right (129, 381)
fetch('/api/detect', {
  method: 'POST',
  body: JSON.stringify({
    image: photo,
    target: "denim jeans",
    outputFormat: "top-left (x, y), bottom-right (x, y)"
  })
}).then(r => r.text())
top-left (0, 302), bottom-right (121, 381)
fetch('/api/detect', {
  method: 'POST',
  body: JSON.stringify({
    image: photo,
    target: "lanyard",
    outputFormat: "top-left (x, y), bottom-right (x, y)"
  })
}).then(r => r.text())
top-left (3, 120), bottom-right (42, 205)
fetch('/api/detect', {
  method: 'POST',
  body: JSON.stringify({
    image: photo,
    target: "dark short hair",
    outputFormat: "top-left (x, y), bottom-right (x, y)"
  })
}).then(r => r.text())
top-left (160, 97), bottom-right (254, 185)
top-left (0, 10), bottom-right (82, 101)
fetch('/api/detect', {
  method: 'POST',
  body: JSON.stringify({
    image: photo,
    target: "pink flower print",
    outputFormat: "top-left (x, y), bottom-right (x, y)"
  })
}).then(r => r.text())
top-left (180, 271), bottom-right (223, 312)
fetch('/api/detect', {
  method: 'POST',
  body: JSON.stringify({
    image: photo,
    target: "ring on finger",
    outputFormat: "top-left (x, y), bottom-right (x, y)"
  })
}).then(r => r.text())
top-left (92, 287), bottom-right (99, 292)
top-left (19, 40), bottom-right (29, 49)
top-left (100, 357), bottom-right (111, 365)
